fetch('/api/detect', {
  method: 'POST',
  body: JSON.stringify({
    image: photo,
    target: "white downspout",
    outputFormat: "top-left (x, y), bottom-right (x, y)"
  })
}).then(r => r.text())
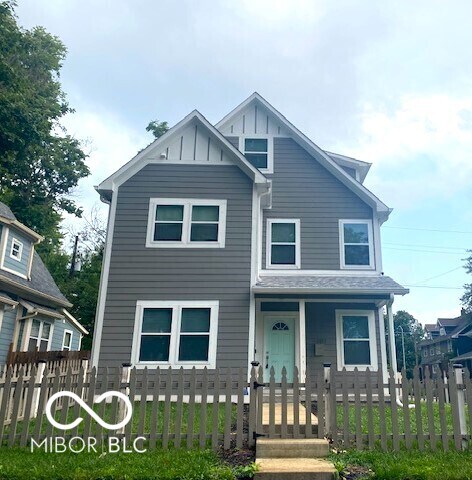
top-left (387, 294), bottom-right (414, 409)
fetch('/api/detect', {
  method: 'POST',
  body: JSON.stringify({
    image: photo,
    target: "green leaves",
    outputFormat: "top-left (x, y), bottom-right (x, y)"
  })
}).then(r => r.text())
top-left (0, 0), bottom-right (89, 253)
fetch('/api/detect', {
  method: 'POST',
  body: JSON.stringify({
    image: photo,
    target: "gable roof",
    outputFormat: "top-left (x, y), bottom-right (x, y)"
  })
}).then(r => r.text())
top-left (216, 93), bottom-right (391, 222)
top-left (0, 251), bottom-right (71, 307)
top-left (96, 110), bottom-right (270, 200)
top-left (0, 201), bottom-right (43, 243)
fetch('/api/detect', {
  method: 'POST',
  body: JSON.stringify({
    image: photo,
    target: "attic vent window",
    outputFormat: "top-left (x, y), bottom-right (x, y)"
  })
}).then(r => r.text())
top-left (244, 138), bottom-right (268, 169)
top-left (10, 238), bottom-right (23, 262)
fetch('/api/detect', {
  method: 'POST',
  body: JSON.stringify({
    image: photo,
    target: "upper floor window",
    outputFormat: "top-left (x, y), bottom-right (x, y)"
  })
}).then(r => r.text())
top-left (146, 198), bottom-right (227, 248)
top-left (10, 238), bottom-right (23, 262)
top-left (336, 310), bottom-right (378, 371)
top-left (339, 219), bottom-right (374, 269)
top-left (266, 219), bottom-right (300, 269)
top-left (132, 301), bottom-right (219, 368)
top-left (239, 136), bottom-right (273, 173)
top-left (447, 340), bottom-right (453, 353)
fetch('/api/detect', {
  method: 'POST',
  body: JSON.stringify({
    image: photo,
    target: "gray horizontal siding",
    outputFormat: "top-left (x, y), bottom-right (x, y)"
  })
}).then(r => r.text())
top-left (0, 305), bottom-right (16, 364)
top-left (263, 138), bottom-right (373, 270)
top-left (99, 164), bottom-right (253, 370)
top-left (305, 302), bottom-right (382, 382)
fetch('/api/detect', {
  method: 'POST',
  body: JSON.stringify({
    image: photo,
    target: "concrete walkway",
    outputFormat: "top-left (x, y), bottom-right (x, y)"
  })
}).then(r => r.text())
top-left (262, 403), bottom-right (318, 427)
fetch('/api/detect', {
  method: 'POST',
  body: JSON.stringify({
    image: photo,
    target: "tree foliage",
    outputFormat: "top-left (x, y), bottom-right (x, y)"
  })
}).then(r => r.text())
top-left (146, 119), bottom-right (169, 139)
top-left (0, 1), bottom-right (89, 256)
top-left (461, 250), bottom-right (472, 314)
top-left (390, 310), bottom-right (424, 377)
top-left (45, 210), bottom-right (106, 350)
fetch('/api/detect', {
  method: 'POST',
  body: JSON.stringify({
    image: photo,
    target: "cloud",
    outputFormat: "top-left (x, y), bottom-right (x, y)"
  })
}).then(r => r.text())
top-left (335, 95), bottom-right (472, 208)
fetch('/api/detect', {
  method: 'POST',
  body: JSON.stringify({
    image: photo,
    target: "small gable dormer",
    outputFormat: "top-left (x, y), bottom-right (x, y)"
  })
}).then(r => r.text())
top-left (0, 203), bottom-right (43, 280)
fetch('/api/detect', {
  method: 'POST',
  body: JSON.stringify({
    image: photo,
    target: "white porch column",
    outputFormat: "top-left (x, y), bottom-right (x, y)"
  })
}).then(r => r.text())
top-left (299, 300), bottom-right (306, 382)
top-left (387, 295), bottom-right (398, 373)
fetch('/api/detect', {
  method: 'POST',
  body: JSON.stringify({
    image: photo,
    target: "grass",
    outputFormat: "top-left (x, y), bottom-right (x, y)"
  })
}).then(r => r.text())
top-left (0, 447), bottom-right (238, 480)
top-left (336, 403), bottom-right (458, 436)
top-left (6, 401), bottom-right (238, 447)
top-left (330, 449), bottom-right (472, 480)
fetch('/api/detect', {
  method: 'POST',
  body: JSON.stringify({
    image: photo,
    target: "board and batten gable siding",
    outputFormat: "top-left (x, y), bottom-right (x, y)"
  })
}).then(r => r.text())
top-left (98, 164), bottom-right (254, 370)
top-left (2, 229), bottom-right (32, 278)
top-left (305, 302), bottom-right (382, 382)
top-left (50, 317), bottom-right (81, 351)
top-left (262, 138), bottom-right (374, 270)
top-left (0, 305), bottom-right (17, 364)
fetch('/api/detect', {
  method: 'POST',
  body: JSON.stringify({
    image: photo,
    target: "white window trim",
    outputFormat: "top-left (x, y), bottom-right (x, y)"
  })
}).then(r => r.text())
top-left (62, 329), bottom-right (73, 351)
top-left (339, 219), bottom-right (375, 270)
top-left (131, 300), bottom-right (219, 369)
top-left (10, 238), bottom-right (23, 262)
top-left (239, 135), bottom-right (274, 174)
top-left (27, 318), bottom-right (53, 352)
top-left (335, 309), bottom-right (378, 371)
top-left (266, 219), bottom-right (301, 270)
top-left (146, 198), bottom-right (227, 248)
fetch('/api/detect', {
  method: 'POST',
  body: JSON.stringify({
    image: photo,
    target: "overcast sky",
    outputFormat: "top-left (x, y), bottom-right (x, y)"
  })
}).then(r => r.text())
top-left (17, 0), bottom-right (472, 324)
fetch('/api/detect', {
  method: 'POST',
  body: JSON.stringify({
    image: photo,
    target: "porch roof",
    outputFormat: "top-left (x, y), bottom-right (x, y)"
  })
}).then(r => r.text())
top-left (253, 275), bottom-right (409, 295)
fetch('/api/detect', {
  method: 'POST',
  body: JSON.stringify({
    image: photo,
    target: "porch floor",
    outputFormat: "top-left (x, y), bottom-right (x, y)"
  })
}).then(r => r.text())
top-left (262, 403), bottom-right (318, 427)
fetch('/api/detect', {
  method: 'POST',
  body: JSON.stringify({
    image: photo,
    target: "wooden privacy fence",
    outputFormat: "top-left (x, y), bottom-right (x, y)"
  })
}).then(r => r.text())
top-left (0, 361), bottom-right (471, 451)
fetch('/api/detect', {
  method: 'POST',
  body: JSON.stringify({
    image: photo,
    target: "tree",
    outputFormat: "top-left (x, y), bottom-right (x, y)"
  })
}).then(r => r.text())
top-left (0, 1), bottom-right (89, 256)
top-left (45, 208), bottom-right (105, 350)
top-left (461, 250), bottom-right (472, 313)
top-left (388, 310), bottom-right (424, 377)
top-left (146, 120), bottom-right (169, 139)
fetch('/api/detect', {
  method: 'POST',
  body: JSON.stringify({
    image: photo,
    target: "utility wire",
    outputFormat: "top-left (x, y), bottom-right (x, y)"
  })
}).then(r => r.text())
top-left (384, 242), bottom-right (468, 252)
top-left (384, 247), bottom-right (466, 255)
top-left (412, 266), bottom-right (464, 285)
top-left (404, 285), bottom-right (463, 290)
top-left (383, 226), bottom-right (472, 235)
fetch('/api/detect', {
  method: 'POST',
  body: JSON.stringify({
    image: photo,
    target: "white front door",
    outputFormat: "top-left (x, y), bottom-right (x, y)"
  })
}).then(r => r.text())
top-left (263, 316), bottom-right (295, 382)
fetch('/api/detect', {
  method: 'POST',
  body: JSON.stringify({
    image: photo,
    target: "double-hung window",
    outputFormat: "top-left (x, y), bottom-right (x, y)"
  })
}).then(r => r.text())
top-left (267, 219), bottom-right (300, 269)
top-left (240, 137), bottom-right (273, 173)
top-left (146, 199), bottom-right (227, 248)
top-left (133, 301), bottom-right (218, 368)
top-left (10, 238), bottom-right (23, 262)
top-left (28, 319), bottom-right (52, 352)
top-left (336, 310), bottom-right (377, 371)
top-left (339, 220), bottom-right (374, 269)
top-left (62, 330), bottom-right (73, 351)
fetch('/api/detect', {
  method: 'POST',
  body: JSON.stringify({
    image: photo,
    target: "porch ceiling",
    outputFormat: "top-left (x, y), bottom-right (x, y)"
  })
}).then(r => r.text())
top-left (253, 274), bottom-right (409, 295)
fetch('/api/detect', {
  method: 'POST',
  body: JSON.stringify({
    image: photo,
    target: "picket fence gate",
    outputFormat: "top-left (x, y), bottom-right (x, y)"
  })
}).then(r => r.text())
top-left (0, 361), bottom-right (471, 451)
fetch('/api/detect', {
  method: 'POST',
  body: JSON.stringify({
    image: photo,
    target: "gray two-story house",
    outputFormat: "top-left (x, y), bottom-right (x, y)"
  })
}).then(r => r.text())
top-left (0, 202), bottom-right (87, 364)
top-left (91, 93), bottom-right (408, 382)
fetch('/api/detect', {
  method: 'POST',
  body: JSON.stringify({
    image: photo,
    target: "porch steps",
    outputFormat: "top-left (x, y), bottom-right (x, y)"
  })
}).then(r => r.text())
top-left (255, 439), bottom-right (336, 480)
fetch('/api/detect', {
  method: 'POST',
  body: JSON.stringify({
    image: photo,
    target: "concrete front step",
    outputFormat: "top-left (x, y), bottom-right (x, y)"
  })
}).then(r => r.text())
top-left (255, 458), bottom-right (337, 480)
top-left (256, 438), bottom-right (330, 459)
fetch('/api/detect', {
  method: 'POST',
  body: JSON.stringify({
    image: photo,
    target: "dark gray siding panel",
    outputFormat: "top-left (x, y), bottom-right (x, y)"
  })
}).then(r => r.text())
top-left (305, 302), bottom-right (382, 382)
top-left (262, 138), bottom-right (374, 270)
top-left (99, 164), bottom-right (253, 370)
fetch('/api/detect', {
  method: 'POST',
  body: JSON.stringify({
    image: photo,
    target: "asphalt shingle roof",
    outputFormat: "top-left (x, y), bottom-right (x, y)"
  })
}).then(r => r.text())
top-left (253, 275), bottom-right (408, 294)
top-left (0, 251), bottom-right (70, 306)
top-left (0, 202), bottom-right (16, 221)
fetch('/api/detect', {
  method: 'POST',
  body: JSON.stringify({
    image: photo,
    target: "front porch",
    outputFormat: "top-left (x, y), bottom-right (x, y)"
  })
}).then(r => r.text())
top-left (252, 294), bottom-right (396, 384)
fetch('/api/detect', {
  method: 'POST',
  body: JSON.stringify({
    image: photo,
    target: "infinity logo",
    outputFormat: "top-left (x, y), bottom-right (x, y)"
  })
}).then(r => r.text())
top-left (45, 391), bottom-right (133, 431)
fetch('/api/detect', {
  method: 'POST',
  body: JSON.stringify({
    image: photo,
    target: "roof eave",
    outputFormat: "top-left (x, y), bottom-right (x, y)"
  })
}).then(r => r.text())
top-left (0, 217), bottom-right (44, 243)
top-left (62, 309), bottom-right (89, 335)
top-left (252, 287), bottom-right (410, 295)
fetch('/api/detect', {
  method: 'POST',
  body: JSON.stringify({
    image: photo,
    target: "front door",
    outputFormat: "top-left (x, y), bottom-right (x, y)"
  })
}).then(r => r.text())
top-left (264, 316), bottom-right (295, 382)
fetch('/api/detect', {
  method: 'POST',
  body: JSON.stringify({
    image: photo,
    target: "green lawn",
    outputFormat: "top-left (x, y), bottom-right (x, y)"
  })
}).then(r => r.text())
top-left (5, 401), bottom-right (238, 448)
top-left (0, 448), bottom-right (239, 480)
top-left (336, 403), bottom-right (457, 435)
top-left (330, 449), bottom-right (472, 480)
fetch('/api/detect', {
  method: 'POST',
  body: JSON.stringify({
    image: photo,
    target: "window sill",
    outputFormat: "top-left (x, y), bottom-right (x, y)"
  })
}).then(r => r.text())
top-left (133, 362), bottom-right (216, 369)
top-left (145, 241), bottom-right (225, 249)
